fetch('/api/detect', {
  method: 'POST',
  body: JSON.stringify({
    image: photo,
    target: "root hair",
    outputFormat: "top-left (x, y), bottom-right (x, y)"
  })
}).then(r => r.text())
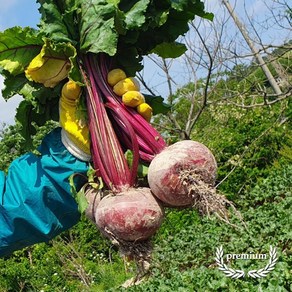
top-left (103, 227), bottom-right (152, 287)
top-left (179, 169), bottom-right (244, 228)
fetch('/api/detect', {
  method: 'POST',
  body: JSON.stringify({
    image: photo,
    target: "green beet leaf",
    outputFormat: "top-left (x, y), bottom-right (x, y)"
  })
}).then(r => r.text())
top-left (0, 0), bottom-right (211, 149)
top-left (123, 0), bottom-right (150, 30)
top-left (144, 94), bottom-right (172, 115)
top-left (78, 0), bottom-right (118, 55)
top-left (15, 82), bottom-right (61, 149)
top-left (1, 73), bottom-right (28, 100)
top-left (37, 0), bottom-right (77, 44)
top-left (0, 27), bottom-right (43, 76)
top-left (151, 42), bottom-right (187, 58)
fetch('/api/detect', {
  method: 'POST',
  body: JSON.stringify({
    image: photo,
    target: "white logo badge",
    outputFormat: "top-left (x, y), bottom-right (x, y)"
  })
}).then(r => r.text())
top-left (215, 246), bottom-right (278, 279)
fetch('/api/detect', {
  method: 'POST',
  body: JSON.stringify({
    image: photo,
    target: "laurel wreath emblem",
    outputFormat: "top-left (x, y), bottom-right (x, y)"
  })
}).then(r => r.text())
top-left (247, 246), bottom-right (278, 278)
top-left (215, 246), bottom-right (278, 279)
top-left (215, 246), bottom-right (245, 278)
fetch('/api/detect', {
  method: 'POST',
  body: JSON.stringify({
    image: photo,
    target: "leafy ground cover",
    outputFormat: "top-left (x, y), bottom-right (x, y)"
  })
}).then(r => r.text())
top-left (0, 162), bottom-right (290, 291)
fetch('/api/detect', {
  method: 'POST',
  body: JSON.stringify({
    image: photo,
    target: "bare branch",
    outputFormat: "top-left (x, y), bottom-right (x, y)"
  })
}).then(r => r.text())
top-left (184, 22), bottom-right (214, 136)
top-left (216, 88), bottom-right (292, 108)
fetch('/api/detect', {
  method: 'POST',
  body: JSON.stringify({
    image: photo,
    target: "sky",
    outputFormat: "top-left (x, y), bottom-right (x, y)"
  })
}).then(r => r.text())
top-left (0, 0), bottom-right (40, 125)
top-left (0, 0), bottom-right (290, 125)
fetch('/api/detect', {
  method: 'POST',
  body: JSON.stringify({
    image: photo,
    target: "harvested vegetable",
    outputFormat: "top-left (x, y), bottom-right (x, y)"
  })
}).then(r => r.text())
top-left (148, 140), bottom-right (217, 207)
top-left (148, 140), bottom-right (234, 221)
top-left (95, 188), bottom-right (163, 242)
top-left (80, 55), bottom-right (165, 278)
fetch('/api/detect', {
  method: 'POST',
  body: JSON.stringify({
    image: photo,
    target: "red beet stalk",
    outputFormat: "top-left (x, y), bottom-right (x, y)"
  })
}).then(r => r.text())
top-left (80, 55), bottom-right (139, 191)
top-left (88, 54), bottom-right (166, 162)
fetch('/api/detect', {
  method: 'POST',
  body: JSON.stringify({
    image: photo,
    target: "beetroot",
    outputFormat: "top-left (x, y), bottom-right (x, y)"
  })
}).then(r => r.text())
top-left (148, 140), bottom-right (218, 208)
top-left (85, 188), bottom-right (101, 222)
top-left (95, 188), bottom-right (164, 242)
top-left (81, 57), bottom-right (166, 245)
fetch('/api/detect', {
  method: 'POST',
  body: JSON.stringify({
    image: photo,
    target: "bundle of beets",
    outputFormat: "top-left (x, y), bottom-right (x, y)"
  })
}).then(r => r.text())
top-left (0, 0), bottom-right (235, 281)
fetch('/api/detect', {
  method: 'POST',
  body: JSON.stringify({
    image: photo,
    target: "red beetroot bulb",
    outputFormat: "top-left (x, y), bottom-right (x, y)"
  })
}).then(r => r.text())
top-left (148, 140), bottom-right (217, 207)
top-left (94, 187), bottom-right (164, 242)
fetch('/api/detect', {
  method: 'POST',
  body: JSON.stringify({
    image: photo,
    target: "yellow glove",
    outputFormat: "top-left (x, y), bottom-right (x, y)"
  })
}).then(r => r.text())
top-left (107, 69), bottom-right (153, 122)
top-left (59, 81), bottom-right (91, 161)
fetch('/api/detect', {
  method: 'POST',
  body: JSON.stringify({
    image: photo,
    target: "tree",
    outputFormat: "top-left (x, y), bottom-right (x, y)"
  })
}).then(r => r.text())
top-left (140, 0), bottom-right (291, 141)
top-left (221, 0), bottom-right (282, 95)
